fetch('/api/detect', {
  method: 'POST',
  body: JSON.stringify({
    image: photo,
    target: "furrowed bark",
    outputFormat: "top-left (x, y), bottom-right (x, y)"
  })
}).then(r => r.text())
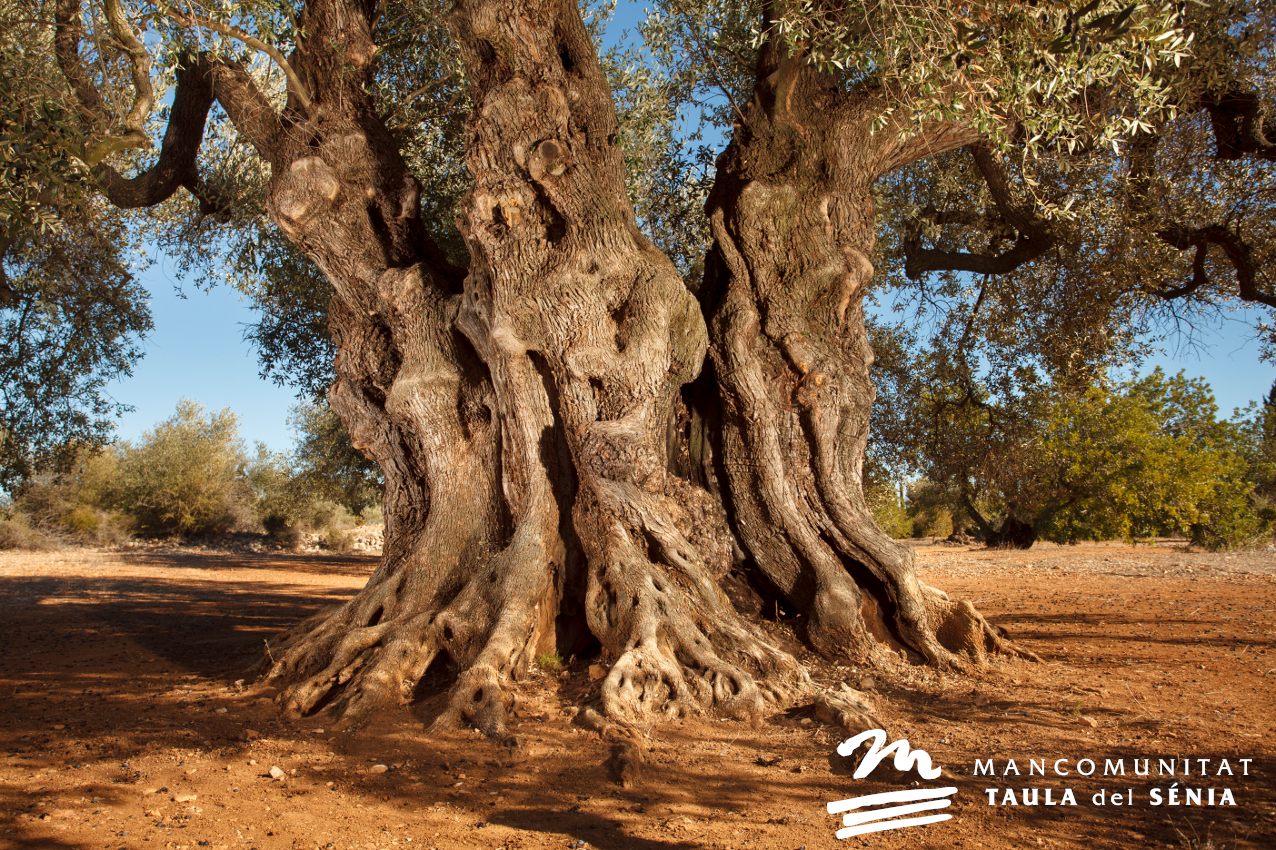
top-left (55, 0), bottom-right (803, 733)
top-left (703, 43), bottom-right (1035, 671)
top-left (231, 0), bottom-right (564, 735)
top-left (447, 0), bottom-right (801, 724)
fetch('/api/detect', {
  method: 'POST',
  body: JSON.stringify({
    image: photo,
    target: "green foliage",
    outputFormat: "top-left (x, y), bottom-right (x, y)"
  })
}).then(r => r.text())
top-left (220, 403), bottom-right (382, 546)
top-left (1245, 381), bottom-right (1276, 501)
top-left (1194, 381), bottom-right (1276, 549)
top-left (9, 447), bottom-right (130, 545)
top-left (768, 0), bottom-right (1191, 153)
top-left (110, 400), bottom-right (254, 536)
top-left (0, 6), bottom-right (152, 491)
top-left (863, 459), bottom-right (911, 538)
top-left (0, 44), bottom-right (92, 246)
top-left (905, 480), bottom-right (958, 539)
top-left (1034, 371), bottom-right (1242, 543)
top-left (0, 214), bottom-right (152, 490)
top-left (0, 395), bottom-right (383, 548)
top-left (234, 226), bottom-right (336, 401)
top-left (288, 402), bottom-right (383, 519)
top-left (536, 651), bottom-right (565, 672)
top-left (883, 366), bottom-right (1270, 548)
top-left (242, 442), bottom-right (305, 539)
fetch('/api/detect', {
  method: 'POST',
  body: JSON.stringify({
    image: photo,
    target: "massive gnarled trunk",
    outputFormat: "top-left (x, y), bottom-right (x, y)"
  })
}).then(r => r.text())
top-left (246, 2), bottom-right (1024, 727)
top-left (255, 0), bottom-right (800, 734)
top-left (54, 0), bottom-right (1025, 738)
top-left (701, 44), bottom-right (1030, 671)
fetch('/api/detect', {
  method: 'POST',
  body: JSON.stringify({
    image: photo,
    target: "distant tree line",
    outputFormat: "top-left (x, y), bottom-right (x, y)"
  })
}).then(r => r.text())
top-left (865, 369), bottom-right (1275, 550)
top-left (0, 399), bottom-right (382, 549)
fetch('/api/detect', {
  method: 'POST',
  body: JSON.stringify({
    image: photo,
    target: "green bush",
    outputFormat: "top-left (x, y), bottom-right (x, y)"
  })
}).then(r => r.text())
top-left (308, 500), bottom-right (358, 532)
top-left (0, 400), bottom-right (388, 548)
top-left (62, 506), bottom-right (100, 533)
top-left (288, 402), bottom-right (383, 519)
top-left (111, 400), bottom-right (254, 536)
top-left (1190, 480), bottom-right (1274, 552)
top-left (866, 481), bottom-right (912, 539)
top-left (906, 480), bottom-right (957, 539)
top-left (322, 527), bottom-right (354, 552)
top-left (11, 450), bottom-right (130, 546)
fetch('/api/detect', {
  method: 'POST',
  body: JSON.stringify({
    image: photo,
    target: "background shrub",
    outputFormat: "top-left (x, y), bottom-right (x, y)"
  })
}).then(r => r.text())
top-left (110, 400), bottom-right (254, 536)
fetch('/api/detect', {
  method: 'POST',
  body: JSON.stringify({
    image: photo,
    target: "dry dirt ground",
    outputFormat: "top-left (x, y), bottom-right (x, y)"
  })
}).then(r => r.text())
top-left (1, 541), bottom-right (1273, 850)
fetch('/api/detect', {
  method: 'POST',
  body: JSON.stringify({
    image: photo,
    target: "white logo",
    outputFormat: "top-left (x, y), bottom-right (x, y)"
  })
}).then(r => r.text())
top-left (827, 729), bottom-right (957, 838)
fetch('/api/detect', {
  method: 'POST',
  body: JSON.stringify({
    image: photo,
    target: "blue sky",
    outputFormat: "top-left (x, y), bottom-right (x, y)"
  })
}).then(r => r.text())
top-left (109, 260), bottom-right (298, 452)
top-left (106, 1), bottom-right (1274, 452)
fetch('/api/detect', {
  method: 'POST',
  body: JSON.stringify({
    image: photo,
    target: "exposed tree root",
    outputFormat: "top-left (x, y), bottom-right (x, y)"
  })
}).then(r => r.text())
top-left (813, 683), bottom-right (883, 733)
top-left (257, 531), bottom-right (557, 736)
top-left (576, 705), bottom-right (646, 788)
top-left (257, 453), bottom-right (563, 740)
top-left (578, 482), bottom-right (806, 725)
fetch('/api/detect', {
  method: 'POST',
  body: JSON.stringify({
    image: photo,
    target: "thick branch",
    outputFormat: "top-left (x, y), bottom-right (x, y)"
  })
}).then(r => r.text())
top-left (205, 61), bottom-right (291, 167)
top-left (1203, 87), bottom-right (1276, 162)
top-left (54, 0), bottom-right (136, 157)
top-left (1128, 134), bottom-right (1274, 308)
top-left (1150, 223), bottom-right (1274, 308)
top-left (94, 56), bottom-right (216, 208)
top-left (103, 0), bottom-right (154, 136)
top-left (903, 144), bottom-right (1054, 280)
top-left (54, 0), bottom-right (291, 206)
top-left (959, 491), bottom-right (996, 541)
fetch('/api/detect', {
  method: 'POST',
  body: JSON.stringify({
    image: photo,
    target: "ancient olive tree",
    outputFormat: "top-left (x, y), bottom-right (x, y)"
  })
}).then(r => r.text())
top-left (19, 0), bottom-right (1276, 733)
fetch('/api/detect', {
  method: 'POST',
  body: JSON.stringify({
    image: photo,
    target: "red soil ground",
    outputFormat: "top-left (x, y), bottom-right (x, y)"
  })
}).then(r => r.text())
top-left (1, 541), bottom-right (1272, 850)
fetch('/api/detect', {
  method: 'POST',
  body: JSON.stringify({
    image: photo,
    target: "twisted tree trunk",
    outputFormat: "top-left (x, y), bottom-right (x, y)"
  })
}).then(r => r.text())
top-left (256, 0), bottom-right (800, 735)
top-left (446, 0), bottom-right (801, 726)
top-left (702, 48), bottom-right (1033, 671)
top-left (60, 0), bottom-right (1025, 736)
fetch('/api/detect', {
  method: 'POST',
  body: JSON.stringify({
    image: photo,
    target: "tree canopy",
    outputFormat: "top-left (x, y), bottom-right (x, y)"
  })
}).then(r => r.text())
top-left (881, 367), bottom-right (1266, 548)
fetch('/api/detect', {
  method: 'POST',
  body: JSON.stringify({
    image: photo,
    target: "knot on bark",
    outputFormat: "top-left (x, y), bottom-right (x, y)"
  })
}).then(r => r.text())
top-left (322, 132), bottom-right (374, 181)
top-left (794, 370), bottom-right (834, 408)
top-left (526, 138), bottom-right (571, 182)
top-left (470, 186), bottom-right (532, 244)
top-left (576, 419), bottom-right (662, 489)
top-left (273, 157), bottom-right (341, 230)
top-left (376, 266), bottom-right (425, 316)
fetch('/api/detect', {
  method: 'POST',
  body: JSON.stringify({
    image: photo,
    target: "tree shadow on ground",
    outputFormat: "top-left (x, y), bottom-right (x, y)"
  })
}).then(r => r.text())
top-left (0, 550), bottom-right (1272, 850)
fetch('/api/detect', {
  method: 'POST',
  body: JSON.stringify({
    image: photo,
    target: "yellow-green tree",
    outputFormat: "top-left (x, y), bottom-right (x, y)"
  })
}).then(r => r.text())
top-left (907, 369), bottom-right (1265, 549)
top-left (111, 400), bottom-right (252, 536)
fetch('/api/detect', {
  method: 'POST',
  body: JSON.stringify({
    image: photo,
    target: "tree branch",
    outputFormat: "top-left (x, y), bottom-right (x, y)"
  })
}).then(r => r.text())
top-left (158, 2), bottom-right (314, 117)
top-left (55, 0), bottom-right (292, 208)
top-left (54, 0), bottom-right (146, 161)
top-left (93, 55), bottom-right (216, 208)
top-left (1128, 132), bottom-right (1274, 308)
top-left (903, 145), bottom-right (1054, 280)
top-left (1202, 86), bottom-right (1276, 162)
top-left (102, 0), bottom-right (154, 137)
top-left (1149, 223), bottom-right (1274, 308)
